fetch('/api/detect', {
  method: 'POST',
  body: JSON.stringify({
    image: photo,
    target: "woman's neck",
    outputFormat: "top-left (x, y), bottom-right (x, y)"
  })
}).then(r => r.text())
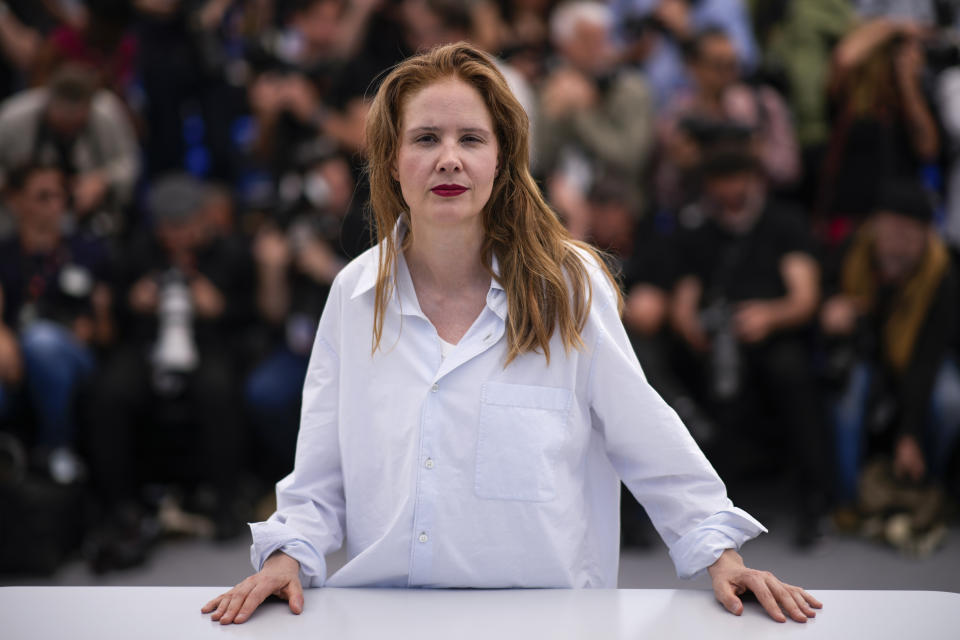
top-left (403, 217), bottom-right (488, 295)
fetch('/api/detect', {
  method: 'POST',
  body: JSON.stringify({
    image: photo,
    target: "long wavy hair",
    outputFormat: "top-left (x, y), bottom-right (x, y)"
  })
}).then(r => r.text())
top-left (365, 42), bottom-right (621, 365)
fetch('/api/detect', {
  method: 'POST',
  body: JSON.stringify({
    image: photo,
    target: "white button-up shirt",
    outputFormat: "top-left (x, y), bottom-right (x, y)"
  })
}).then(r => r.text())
top-left (249, 224), bottom-right (766, 588)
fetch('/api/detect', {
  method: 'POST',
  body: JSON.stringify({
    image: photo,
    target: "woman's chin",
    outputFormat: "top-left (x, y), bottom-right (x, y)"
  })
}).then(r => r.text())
top-left (413, 205), bottom-right (484, 228)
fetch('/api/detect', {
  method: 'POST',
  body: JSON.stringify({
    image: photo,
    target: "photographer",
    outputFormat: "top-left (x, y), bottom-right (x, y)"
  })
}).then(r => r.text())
top-left (0, 64), bottom-right (139, 236)
top-left (0, 161), bottom-right (113, 484)
top-left (245, 150), bottom-right (366, 482)
top-left (613, 0), bottom-right (758, 108)
top-left (655, 27), bottom-right (799, 213)
top-left (87, 173), bottom-right (254, 547)
top-left (243, 0), bottom-right (381, 183)
top-left (536, 1), bottom-right (655, 237)
top-left (670, 149), bottom-right (828, 547)
top-left (822, 180), bottom-right (959, 519)
top-left (818, 16), bottom-right (940, 246)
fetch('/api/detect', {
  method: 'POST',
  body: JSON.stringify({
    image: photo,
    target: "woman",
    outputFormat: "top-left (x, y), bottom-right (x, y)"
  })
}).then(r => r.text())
top-left (202, 42), bottom-right (821, 625)
top-left (817, 18), bottom-right (939, 247)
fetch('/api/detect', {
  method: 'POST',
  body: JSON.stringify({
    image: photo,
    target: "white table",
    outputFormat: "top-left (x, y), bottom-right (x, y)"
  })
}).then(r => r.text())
top-left (2, 586), bottom-right (958, 639)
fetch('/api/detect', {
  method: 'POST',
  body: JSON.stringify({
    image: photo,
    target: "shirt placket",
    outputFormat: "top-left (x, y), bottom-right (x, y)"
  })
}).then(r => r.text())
top-left (407, 294), bottom-right (506, 586)
top-left (408, 372), bottom-right (441, 586)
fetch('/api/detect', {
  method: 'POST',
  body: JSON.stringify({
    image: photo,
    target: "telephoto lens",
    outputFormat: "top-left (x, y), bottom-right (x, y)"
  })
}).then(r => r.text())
top-left (152, 268), bottom-right (199, 374)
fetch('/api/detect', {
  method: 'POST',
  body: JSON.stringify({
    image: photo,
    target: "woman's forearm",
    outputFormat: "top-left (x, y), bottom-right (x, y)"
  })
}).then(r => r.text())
top-left (833, 17), bottom-right (899, 73)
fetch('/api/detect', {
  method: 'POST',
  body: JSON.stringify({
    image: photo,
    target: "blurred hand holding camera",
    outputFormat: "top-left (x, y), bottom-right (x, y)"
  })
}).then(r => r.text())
top-left (254, 226), bottom-right (292, 273)
top-left (821, 295), bottom-right (859, 336)
top-left (189, 274), bottom-right (226, 320)
top-left (734, 300), bottom-right (777, 344)
top-left (281, 74), bottom-right (322, 124)
top-left (541, 67), bottom-right (597, 119)
top-left (294, 237), bottom-right (342, 286)
top-left (129, 274), bottom-right (160, 315)
top-left (895, 33), bottom-right (927, 87)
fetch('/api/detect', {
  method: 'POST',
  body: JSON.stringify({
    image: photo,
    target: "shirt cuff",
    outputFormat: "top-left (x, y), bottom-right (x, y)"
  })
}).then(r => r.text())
top-left (249, 520), bottom-right (328, 588)
top-left (668, 507), bottom-right (768, 579)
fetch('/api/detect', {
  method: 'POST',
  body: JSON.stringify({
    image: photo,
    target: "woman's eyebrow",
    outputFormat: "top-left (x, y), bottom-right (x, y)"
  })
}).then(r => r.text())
top-left (407, 125), bottom-right (491, 136)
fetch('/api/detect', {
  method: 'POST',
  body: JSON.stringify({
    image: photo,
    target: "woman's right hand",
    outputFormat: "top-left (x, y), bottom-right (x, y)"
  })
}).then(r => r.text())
top-left (201, 550), bottom-right (304, 625)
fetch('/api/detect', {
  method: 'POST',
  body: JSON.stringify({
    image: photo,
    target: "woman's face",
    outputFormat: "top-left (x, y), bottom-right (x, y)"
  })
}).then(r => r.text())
top-left (394, 77), bottom-right (499, 233)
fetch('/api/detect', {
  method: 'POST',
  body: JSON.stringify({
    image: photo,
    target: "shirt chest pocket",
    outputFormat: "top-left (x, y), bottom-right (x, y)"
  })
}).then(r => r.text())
top-left (475, 382), bottom-right (573, 502)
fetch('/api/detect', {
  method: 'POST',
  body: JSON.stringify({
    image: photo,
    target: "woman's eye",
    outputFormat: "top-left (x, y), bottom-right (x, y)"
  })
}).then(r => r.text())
top-left (415, 135), bottom-right (437, 144)
top-left (462, 135), bottom-right (483, 144)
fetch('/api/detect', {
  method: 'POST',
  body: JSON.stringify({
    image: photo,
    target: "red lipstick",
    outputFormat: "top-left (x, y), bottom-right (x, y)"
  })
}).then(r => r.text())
top-left (431, 184), bottom-right (468, 197)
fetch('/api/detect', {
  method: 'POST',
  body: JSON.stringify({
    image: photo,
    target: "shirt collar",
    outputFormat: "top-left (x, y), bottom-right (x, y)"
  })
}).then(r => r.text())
top-left (350, 215), bottom-right (407, 300)
top-left (350, 214), bottom-right (505, 300)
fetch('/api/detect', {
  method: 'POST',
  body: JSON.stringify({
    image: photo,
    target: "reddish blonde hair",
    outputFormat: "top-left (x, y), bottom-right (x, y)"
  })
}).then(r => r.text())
top-left (365, 42), bottom-right (621, 364)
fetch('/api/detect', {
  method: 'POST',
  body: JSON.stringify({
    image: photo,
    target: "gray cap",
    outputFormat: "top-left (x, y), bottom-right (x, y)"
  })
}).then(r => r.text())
top-left (148, 173), bottom-right (206, 225)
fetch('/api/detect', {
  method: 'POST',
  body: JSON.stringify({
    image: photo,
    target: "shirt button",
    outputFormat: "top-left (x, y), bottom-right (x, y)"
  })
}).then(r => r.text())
top-left (424, 458), bottom-right (434, 469)
top-left (418, 533), bottom-right (429, 543)
top-left (431, 384), bottom-right (439, 393)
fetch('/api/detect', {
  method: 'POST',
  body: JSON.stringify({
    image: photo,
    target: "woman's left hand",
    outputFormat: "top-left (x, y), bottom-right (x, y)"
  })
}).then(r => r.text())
top-left (707, 549), bottom-right (822, 623)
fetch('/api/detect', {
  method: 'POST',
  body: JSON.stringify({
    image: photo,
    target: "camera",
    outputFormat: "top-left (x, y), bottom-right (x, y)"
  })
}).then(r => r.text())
top-left (151, 268), bottom-right (198, 395)
top-left (699, 297), bottom-right (742, 401)
top-left (679, 116), bottom-right (755, 150)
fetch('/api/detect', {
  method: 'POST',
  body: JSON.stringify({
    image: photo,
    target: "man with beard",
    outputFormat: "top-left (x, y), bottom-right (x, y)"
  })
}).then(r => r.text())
top-left (670, 148), bottom-right (828, 547)
top-left (0, 63), bottom-right (138, 236)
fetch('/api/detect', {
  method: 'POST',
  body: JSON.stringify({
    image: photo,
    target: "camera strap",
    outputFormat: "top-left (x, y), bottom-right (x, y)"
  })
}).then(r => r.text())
top-left (705, 222), bottom-right (759, 305)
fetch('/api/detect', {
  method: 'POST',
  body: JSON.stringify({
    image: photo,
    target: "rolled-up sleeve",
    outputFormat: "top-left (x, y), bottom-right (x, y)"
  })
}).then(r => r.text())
top-left (248, 281), bottom-right (346, 587)
top-left (585, 269), bottom-right (766, 579)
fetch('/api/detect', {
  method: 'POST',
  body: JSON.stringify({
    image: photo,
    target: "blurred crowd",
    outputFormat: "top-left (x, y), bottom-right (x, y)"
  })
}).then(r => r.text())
top-left (0, 0), bottom-right (959, 574)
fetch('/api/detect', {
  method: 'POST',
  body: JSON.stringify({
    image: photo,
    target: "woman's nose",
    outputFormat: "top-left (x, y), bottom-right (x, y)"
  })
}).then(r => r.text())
top-left (436, 143), bottom-right (462, 172)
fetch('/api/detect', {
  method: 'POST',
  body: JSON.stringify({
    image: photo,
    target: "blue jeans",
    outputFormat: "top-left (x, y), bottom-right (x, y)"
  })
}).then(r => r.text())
top-left (833, 358), bottom-right (960, 502)
top-left (244, 346), bottom-right (309, 465)
top-left (20, 320), bottom-right (95, 449)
